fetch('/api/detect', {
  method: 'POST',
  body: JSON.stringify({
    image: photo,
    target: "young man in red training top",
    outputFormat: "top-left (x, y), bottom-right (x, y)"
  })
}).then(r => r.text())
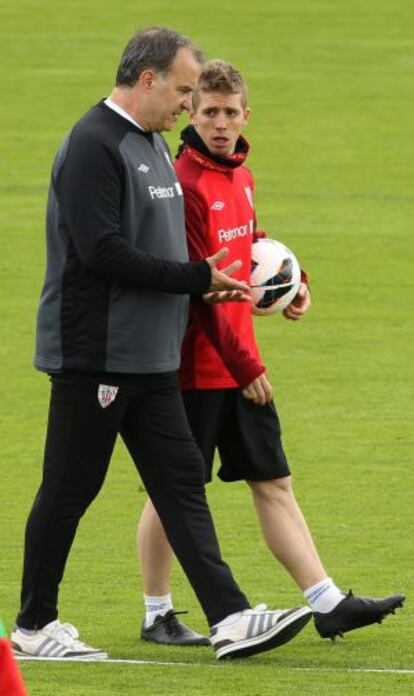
top-left (136, 60), bottom-right (404, 646)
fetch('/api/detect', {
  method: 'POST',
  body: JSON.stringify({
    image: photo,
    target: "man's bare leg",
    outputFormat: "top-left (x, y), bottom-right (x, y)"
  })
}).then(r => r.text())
top-left (248, 476), bottom-right (329, 591)
top-left (137, 480), bottom-right (341, 614)
top-left (137, 498), bottom-right (209, 645)
top-left (137, 498), bottom-right (173, 597)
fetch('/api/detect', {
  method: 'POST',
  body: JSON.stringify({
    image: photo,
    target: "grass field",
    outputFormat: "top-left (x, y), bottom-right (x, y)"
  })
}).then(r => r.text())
top-left (1, 1), bottom-right (413, 694)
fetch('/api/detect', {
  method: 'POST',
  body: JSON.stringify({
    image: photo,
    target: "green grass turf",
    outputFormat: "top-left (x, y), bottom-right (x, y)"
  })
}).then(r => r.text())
top-left (1, 0), bottom-right (413, 694)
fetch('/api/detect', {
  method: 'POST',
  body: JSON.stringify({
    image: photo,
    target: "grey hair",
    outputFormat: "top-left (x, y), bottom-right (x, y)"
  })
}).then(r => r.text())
top-left (115, 27), bottom-right (204, 86)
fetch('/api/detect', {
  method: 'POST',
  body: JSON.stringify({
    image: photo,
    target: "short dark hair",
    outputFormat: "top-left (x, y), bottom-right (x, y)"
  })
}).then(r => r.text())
top-left (115, 27), bottom-right (204, 87)
top-left (192, 60), bottom-right (248, 109)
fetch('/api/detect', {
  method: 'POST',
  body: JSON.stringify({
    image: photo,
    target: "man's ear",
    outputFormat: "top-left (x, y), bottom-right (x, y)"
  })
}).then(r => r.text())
top-left (139, 68), bottom-right (157, 91)
top-left (244, 107), bottom-right (251, 125)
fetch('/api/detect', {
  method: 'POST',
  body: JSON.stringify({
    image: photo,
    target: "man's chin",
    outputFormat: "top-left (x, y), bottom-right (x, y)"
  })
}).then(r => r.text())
top-left (209, 145), bottom-right (232, 157)
top-left (161, 120), bottom-right (178, 133)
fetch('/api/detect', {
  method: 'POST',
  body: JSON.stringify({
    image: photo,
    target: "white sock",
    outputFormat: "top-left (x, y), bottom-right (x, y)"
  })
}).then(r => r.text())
top-left (144, 593), bottom-right (173, 627)
top-left (212, 611), bottom-right (242, 630)
top-left (304, 578), bottom-right (345, 613)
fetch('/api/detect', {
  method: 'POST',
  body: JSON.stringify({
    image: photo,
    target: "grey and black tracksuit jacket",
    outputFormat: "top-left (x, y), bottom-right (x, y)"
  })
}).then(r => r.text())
top-left (34, 101), bottom-right (211, 374)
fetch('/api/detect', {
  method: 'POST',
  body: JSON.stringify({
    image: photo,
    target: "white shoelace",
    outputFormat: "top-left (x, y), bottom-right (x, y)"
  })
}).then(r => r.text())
top-left (42, 621), bottom-right (77, 647)
top-left (252, 603), bottom-right (268, 612)
top-left (44, 621), bottom-right (96, 652)
top-left (59, 622), bottom-right (96, 650)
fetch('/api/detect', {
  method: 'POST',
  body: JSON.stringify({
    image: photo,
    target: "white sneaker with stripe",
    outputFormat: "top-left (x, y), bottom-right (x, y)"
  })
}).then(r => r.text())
top-left (11, 620), bottom-right (107, 660)
top-left (210, 604), bottom-right (312, 660)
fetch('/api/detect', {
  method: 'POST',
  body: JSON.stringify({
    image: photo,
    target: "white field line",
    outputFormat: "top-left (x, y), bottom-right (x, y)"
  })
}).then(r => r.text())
top-left (15, 656), bottom-right (414, 674)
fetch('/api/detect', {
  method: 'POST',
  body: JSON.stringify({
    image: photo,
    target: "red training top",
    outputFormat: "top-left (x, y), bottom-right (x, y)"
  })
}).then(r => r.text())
top-left (176, 127), bottom-right (266, 390)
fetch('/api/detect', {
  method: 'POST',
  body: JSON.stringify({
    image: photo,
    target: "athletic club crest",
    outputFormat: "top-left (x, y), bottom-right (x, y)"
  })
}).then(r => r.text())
top-left (97, 384), bottom-right (119, 409)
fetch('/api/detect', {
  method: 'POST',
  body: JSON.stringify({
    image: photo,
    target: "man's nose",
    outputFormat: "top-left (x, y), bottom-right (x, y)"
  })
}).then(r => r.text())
top-left (214, 113), bottom-right (227, 129)
top-left (181, 94), bottom-right (192, 111)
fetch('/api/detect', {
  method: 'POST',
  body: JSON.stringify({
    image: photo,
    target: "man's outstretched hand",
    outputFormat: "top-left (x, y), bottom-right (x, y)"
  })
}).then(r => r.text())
top-left (204, 248), bottom-right (251, 302)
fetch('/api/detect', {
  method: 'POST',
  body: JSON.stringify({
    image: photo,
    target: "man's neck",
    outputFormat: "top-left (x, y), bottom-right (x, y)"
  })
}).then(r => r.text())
top-left (108, 87), bottom-right (147, 130)
top-left (180, 124), bottom-right (249, 170)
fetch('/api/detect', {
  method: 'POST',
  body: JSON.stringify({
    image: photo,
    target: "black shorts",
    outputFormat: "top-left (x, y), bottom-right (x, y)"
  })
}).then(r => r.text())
top-left (182, 389), bottom-right (291, 483)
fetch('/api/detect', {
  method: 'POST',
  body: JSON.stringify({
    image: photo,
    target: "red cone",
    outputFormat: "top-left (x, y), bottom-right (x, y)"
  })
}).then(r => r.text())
top-left (0, 621), bottom-right (28, 696)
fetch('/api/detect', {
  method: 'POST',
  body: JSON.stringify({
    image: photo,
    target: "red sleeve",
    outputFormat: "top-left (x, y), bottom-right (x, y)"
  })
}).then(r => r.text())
top-left (184, 187), bottom-right (265, 387)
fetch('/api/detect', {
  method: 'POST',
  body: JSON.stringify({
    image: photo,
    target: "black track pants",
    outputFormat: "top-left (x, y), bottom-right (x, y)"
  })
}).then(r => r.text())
top-left (17, 371), bottom-right (249, 629)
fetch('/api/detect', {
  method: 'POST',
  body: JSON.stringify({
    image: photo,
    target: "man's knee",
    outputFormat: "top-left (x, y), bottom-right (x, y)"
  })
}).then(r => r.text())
top-left (248, 476), bottom-right (294, 502)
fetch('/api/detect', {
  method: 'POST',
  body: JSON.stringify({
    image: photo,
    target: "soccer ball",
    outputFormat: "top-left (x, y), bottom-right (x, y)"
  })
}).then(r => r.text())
top-left (250, 238), bottom-right (301, 315)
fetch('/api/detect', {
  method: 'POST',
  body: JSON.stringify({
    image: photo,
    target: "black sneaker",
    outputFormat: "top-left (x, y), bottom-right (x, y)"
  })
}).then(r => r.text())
top-left (314, 590), bottom-right (405, 640)
top-left (140, 610), bottom-right (210, 646)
